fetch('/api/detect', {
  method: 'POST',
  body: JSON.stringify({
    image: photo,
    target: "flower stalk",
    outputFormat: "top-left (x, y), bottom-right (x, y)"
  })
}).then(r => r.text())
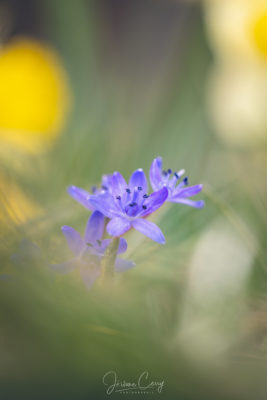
top-left (100, 237), bottom-right (120, 283)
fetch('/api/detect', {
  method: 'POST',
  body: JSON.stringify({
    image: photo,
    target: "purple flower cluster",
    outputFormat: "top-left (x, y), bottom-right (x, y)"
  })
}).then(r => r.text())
top-left (56, 157), bottom-right (204, 289)
top-left (68, 157), bottom-right (204, 243)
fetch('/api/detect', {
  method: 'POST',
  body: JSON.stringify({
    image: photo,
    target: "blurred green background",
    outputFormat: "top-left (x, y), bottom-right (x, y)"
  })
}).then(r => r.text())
top-left (0, 0), bottom-right (267, 399)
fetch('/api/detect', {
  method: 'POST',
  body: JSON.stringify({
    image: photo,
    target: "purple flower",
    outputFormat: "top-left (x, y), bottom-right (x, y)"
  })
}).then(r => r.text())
top-left (149, 157), bottom-right (204, 209)
top-left (67, 174), bottom-right (112, 211)
top-left (52, 211), bottom-right (135, 289)
top-left (89, 169), bottom-right (168, 244)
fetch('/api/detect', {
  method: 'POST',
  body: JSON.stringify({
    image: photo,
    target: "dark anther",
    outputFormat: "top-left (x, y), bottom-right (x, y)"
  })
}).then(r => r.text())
top-left (183, 177), bottom-right (188, 185)
top-left (97, 240), bottom-right (102, 246)
top-left (174, 172), bottom-right (179, 179)
top-left (126, 188), bottom-right (131, 193)
top-left (116, 196), bottom-right (121, 200)
top-left (142, 205), bottom-right (147, 210)
top-left (167, 168), bottom-right (172, 174)
top-left (137, 186), bottom-right (142, 191)
top-left (162, 170), bottom-right (168, 176)
top-left (143, 194), bottom-right (149, 198)
top-left (101, 185), bottom-right (108, 191)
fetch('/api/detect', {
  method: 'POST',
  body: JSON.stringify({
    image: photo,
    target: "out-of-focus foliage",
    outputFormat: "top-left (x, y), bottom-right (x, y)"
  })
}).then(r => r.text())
top-left (0, 1), bottom-right (267, 399)
top-left (0, 173), bottom-right (42, 235)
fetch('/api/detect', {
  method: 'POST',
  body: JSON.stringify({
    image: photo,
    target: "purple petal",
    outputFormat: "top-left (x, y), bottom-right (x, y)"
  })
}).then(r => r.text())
top-left (172, 184), bottom-right (203, 199)
top-left (132, 219), bottom-right (165, 244)
top-left (50, 260), bottom-right (77, 274)
top-left (61, 226), bottom-right (85, 255)
top-left (149, 157), bottom-right (162, 191)
top-left (67, 185), bottom-right (93, 210)
top-left (106, 218), bottom-right (131, 237)
top-left (169, 169), bottom-right (185, 187)
top-left (142, 187), bottom-right (168, 216)
top-left (111, 171), bottom-right (127, 197)
top-left (84, 211), bottom-right (105, 244)
top-left (98, 238), bottom-right (111, 254)
top-left (115, 258), bottom-right (136, 272)
top-left (80, 263), bottom-right (101, 290)
top-left (101, 174), bottom-right (112, 191)
top-left (169, 198), bottom-right (205, 208)
top-left (118, 238), bottom-right (127, 254)
top-left (89, 193), bottom-right (119, 218)
top-left (129, 169), bottom-right (148, 193)
top-left (95, 237), bottom-right (126, 254)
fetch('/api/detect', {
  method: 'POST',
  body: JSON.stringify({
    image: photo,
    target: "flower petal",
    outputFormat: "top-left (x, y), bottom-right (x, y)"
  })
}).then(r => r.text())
top-left (169, 198), bottom-right (205, 208)
top-left (89, 193), bottom-right (119, 218)
top-left (132, 219), bottom-right (165, 244)
top-left (172, 184), bottom-right (203, 199)
top-left (142, 187), bottom-right (168, 216)
top-left (118, 238), bottom-right (127, 254)
top-left (106, 218), bottom-right (131, 237)
top-left (67, 185), bottom-right (93, 210)
top-left (149, 157), bottom-right (162, 191)
top-left (129, 169), bottom-right (148, 193)
top-left (80, 263), bottom-right (101, 290)
top-left (98, 238), bottom-right (111, 254)
top-left (61, 226), bottom-right (85, 255)
top-left (111, 171), bottom-right (127, 197)
top-left (84, 211), bottom-right (105, 244)
top-left (115, 258), bottom-right (136, 272)
top-left (50, 260), bottom-right (77, 274)
top-left (101, 174), bottom-right (112, 191)
top-left (94, 237), bottom-right (126, 255)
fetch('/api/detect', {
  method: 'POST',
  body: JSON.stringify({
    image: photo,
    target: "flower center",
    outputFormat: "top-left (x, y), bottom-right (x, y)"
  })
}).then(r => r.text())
top-left (115, 187), bottom-right (149, 218)
top-left (161, 168), bottom-right (185, 193)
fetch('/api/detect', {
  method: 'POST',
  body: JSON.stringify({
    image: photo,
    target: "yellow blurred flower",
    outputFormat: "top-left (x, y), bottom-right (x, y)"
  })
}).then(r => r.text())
top-left (204, 0), bottom-right (267, 63)
top-left (204, 0), bottom-right (267, 147)
top-left (207, 63), bottom-right (267, 147)
top-left (0, 37), bottom-right (70, 152)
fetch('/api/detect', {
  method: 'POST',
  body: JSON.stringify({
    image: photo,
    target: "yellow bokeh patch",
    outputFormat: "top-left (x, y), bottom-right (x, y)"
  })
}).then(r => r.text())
top-left (252, 12), bottom-right (267, 58)
top-left (0, 173), bottom-right (42, 234)
top-left (0, 37), bottom-right (70, 152)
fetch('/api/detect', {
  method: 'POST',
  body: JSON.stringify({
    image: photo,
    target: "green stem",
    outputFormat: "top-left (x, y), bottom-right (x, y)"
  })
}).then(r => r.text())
top-left (100, 237), bottom-right (120, 284)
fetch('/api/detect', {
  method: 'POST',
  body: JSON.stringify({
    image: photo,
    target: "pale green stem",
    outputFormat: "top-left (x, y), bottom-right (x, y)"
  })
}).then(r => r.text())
top-left (100, 237), bottom-right (120, 284)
